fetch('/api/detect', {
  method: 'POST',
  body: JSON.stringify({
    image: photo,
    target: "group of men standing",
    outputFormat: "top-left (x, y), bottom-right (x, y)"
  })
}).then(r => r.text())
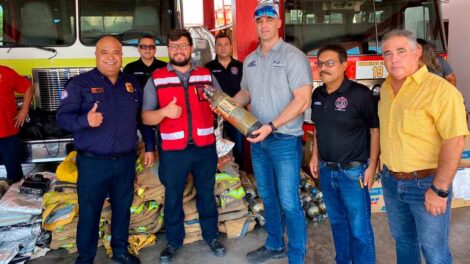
top-left (1, 1), bottom-right (467, 264)
top-left (309, 25), bottom-right (467, 264)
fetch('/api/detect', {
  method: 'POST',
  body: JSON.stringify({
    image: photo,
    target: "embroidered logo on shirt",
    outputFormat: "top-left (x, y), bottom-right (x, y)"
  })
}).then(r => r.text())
top-left (61, 90), bottom-right (68, 100)
top-left (335, 97), bottom-right (348, 111)
top-left (91, 87), bottom-right (104, 94)
top-left (313, 101), bottom-right (322, 106)
top-left (230, 67), bottom-right (239, 75)
top-left (212, 69), bottom-right (222, 73)
top-left (125, 83), bottom-right (134, 93)
top-left (273, 60), bottom-right (283, 67)
top-left (247, 60), bottom-right (256, 68)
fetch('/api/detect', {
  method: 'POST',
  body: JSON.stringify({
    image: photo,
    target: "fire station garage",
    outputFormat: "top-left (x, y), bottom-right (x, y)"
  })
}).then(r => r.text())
top-left (1, 0), bottom-right (470, 264)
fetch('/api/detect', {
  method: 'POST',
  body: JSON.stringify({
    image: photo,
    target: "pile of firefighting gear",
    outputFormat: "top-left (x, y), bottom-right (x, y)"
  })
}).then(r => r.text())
top-left (0, 172), bottom-right (54, 263)
top-left (29, 118), bottom-right (328, 259)
top-left (299, 171), bottom-right (328, 222)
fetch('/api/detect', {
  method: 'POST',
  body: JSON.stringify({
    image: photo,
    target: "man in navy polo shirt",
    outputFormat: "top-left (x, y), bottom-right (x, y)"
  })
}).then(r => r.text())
top-left (309, 44), bottom-right (379, 264)
top-left (205, 33), bottom-right (244, 168)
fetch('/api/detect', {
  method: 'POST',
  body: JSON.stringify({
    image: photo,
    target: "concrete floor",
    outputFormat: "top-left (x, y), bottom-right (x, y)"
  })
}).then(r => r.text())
top-left (29, 206), bottom-right (470, 264)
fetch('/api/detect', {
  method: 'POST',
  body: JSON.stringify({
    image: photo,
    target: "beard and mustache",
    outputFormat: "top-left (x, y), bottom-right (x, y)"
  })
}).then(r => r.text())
top-left (170, 53), bottom-right (191, 67)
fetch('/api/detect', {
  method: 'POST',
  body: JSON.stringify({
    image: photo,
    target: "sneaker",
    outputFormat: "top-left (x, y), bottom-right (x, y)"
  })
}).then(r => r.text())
top-left (246, 246), bottom-right (286, 264)
top-left (207, 239), bottom-right (225, 257)
top-left (160, 244), bottom-right (179, 263)
top-left (111, 252), bottom-right (140, 264)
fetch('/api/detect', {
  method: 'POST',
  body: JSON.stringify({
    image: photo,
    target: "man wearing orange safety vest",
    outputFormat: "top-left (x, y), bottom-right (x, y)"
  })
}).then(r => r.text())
top-left (141, 29), bottom-right (225, 263)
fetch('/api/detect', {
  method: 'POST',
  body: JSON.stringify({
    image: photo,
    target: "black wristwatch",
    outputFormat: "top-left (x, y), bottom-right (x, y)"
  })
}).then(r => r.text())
top-left (268, 121), bottom-right (277, 132)
top-left (430, 184), bottom-right (449, 198)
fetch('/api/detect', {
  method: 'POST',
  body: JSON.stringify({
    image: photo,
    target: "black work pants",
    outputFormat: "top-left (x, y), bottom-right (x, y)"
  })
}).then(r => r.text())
top-left (0, 134), bottom-right (24, 182)
top-left (159, 144), bottom-right (218, 247)
top-left (75, 151), bottom-right (136, 264)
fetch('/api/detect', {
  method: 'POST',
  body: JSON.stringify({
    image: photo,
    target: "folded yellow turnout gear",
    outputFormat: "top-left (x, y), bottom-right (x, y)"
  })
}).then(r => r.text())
top-left (56, 151), bottom-right (78, 183)
top-left (42, 190), bottom-right (78, 231)
top-left (128, 234), bottom-right (156, 255)
top-left (214, 173), bottom-right (241, 195)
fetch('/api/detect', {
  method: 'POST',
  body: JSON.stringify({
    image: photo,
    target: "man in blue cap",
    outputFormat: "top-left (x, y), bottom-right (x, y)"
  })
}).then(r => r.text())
top-left (233, 2), bottom-right (313, 263)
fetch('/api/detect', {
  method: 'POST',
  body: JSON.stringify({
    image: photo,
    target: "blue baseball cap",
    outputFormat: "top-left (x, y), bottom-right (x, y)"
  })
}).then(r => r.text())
top-left (254, 3), bottom-right (279, 20)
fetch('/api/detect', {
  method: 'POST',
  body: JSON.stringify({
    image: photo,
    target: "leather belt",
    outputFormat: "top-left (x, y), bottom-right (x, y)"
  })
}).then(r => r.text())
top-left (324, 161), bottom-right (365, 170)
top-left (389, 169), bottom-right (436, 180)
top-left (78, 150), bottom-right (133, 160)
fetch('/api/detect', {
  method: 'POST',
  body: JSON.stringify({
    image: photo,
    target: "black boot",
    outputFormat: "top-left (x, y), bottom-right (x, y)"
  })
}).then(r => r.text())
top-left (159, 244), bottom-right (179, 263)
top-left (111, 252), bottom-right (140, 264)
top-left (246, 246), bottom-right (285, 264)
top-left (207, 239), bottom-right (225, 257)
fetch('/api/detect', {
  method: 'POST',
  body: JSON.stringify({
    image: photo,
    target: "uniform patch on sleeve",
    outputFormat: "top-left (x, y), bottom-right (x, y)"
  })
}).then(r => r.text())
top-left (61, 90), bottom-right (68, 100)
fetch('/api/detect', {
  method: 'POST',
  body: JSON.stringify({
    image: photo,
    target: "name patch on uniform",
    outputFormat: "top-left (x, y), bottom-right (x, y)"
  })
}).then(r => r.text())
top-left (125, 82), bottom-right (134, 93)
top-left (313, 101), bottom-right (322, 106)
top-left (335, 96), bottom-right (348, 111)
top-left (212, 69), bottom-right (222, 73)
top-left (91, 87), bottom-right (104, 94)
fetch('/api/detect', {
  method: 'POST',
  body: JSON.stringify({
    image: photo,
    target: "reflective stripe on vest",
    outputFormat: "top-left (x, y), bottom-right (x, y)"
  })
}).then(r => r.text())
top-left (197, 127), bottom-right (214, 136)
top-left (160, 131), bottom-right (185, 140)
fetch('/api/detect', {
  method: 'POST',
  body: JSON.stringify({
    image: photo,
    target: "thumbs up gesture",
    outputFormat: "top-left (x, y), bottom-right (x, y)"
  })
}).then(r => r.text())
top-left (164, 97), bottom-right (182, 119)
top-left (87, 102), bottom-right (103, 127)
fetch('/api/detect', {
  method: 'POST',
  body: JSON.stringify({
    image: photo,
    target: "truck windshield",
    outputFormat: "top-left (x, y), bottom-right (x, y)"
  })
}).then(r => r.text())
top-left (79, 0), bottom-right (179, 46)
top-left (285, 0), bottom-right (446, 56)
top-left (0, 0), bottom-right (75, 47)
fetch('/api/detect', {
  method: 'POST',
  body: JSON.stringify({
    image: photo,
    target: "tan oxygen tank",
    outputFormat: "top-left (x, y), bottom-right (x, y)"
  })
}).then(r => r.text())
top-left (203, 85), bottom-right (262, 138)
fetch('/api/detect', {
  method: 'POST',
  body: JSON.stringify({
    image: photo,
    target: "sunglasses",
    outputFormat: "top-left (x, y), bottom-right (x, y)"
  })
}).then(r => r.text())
top-left (138, 44), bottom-right (156, 50)
top-left (315, 60), bottom-right (339, 68)
top-left (254, 5), bottom-right (278, 19)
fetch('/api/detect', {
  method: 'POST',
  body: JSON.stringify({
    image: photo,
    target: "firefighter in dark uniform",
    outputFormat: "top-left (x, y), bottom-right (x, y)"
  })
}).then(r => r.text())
top-left (56, 36), bottom-right (155, 264)
top-left (142, 29), bottom-right (225, 263)
top-left (123, 34), bottom-right (167, 88)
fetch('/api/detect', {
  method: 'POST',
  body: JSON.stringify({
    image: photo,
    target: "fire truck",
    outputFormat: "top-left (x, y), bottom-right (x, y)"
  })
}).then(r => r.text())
top-left (0, 0), bottom-right (447, 163)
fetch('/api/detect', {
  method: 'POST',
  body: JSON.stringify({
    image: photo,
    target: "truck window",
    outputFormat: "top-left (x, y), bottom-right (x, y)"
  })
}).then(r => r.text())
top-left (79, 0), bottom-right (179, 46)
top-left (0, 0), bottom-right (75, 47)
top-left (285, 0), bottom-right (446, 56)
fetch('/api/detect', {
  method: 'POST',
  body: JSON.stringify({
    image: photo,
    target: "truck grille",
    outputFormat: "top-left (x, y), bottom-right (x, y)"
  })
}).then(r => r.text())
top-left (33, 68), bottom-right (92, 111)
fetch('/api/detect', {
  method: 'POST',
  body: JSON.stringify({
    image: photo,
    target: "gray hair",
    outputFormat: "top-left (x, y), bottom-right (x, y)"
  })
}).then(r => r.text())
top-left (381, 29), bottom-right (417, 51)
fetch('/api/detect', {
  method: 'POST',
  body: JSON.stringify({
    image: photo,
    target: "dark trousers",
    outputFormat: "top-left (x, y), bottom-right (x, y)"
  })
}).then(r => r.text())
top-left (75, 152), bottom-right (136, 264)
top-left (224, 121), bottom-right (244, 169)
top-left (0, 134), bottom-right (24, 182)
top-left (159, 144), bottom-right (218, 247)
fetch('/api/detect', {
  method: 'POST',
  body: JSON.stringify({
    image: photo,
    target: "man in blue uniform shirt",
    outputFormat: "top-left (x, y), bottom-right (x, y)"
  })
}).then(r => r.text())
top-left (56, 35), bottom-right (155, 264)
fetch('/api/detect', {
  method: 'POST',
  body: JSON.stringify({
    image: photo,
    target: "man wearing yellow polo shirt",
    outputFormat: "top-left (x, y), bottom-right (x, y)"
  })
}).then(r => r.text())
top-left (379, 29), bottom-right (468, 264)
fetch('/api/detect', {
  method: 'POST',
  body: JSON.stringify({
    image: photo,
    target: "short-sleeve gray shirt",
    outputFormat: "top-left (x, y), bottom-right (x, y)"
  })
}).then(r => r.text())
top-left (241, 39), bottom-right (313, 136)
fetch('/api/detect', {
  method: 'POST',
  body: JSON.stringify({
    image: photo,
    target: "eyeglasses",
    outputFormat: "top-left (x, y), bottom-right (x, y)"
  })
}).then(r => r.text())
top-left (315, 60), bottom-right (338, 68)
top-left (138, 44), bottom-right (156, 50)
top-left (168, 43), bottom-right (190, 51)
top-left (254, 5), bottom-right (278, 19)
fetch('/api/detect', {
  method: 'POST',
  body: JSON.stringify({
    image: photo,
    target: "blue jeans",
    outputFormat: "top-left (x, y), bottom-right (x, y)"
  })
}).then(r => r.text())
top-left (319, 162), bottom-right (375, 264)
top-left (251, 133), bottom-right (306, 264)
top-left (380, 166), bottom-right (452, 264)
